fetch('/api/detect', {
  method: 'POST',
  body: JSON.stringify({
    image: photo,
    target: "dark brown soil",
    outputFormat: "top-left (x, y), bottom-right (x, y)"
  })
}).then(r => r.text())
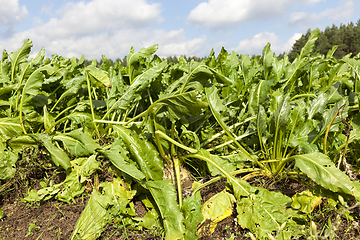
top-left (0, 197), bottom-right (86, 240)
top-left (1, 169), bottom-right (359, 240)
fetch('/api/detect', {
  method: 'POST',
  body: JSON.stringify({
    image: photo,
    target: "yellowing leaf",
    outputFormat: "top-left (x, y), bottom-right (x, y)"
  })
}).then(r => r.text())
top-left (291, 190), bottom-right (322, 213)
top-left (197, 190), bottom-right (235, 237)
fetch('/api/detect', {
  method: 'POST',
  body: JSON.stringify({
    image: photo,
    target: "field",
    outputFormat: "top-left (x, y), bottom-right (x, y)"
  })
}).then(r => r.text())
top-left (0, 29), bottom-right (360, 239)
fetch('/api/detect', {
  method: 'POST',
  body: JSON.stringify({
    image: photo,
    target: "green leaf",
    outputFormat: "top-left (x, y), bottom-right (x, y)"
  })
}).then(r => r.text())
top-left (144, 90), bottom-right (208, 124)
top-left (239, 54), bottom-right (260, 84)
top-left (113, 125), bottom-right (163, 181)
top-left (20, 64), bottom-right (58, 106)
top-left (307, 93), bottom-right (328, 120)
top-left (23, 155), bottom-right (101, 203)
top-left (7, 135), bottom-right (38, 150)
top-left (205, 86), bottom-right (253, 159)
top-left (99, 139), bottom-right (146, 182)
top-left (71, 179), bottom-right (136, 239)
top-left (128, 44), bottom-right (159, 84)
top-left (157, 90), bottom-right (208, 118)
top-left (262, 42), bottom-right (274, 80)
top-left (53, 129), bottom-right (99, 157)
top-left (56, 155), bottom-right (101, 202)
top-left (43, 105), bottom-right (54, 132)
top-left (56, 112), bottom-right (94, 131)
top-left (299, 29), bottom-right (320, 60)
top-left (327, 85), bottom-right (343, 103)
top-left (0, 117), bottom-right (22, 139)
top-left (19, 64), bottom-right (59, 133)
top-left (182, 192), bottom-right (203, 240)
top-left (232, 180), bottom-right (300, 239)
top-left (0, 149), bottom-right (18, 180)
top-left (51, 76), bottom-right (86, 111)
top-left (272, 92), bottom-right (291, 130)
top-left (147, 180), bottom-right (185, 240)
top-left (326, 46), bottom-right (339, 58)
top-left (283, 58), bottom-right (306, 93)
top-left (198, 149), bottom-right (236, 176)
top-left (9, 39), bottom-right (33, 82)
top-left (36, 134), bottom-right (71, 170)
top-left (134, 208), bottom-right (161, 230)
top-left (128, 44), bottom-right (159, 68)
top-left (294, 152), bottom-right (360, 200)
top-left (272, 54), bottom-right (288, 82)
top-left (85, 65), bottom-right (111, 88)
top-left (248, 80), bottom-right (274, 115)
top-left (341, 56), bottom-right (360, 92)
top-left (104, 61), bottom-right (166, 119)
top-left (1, 49), bottom-right (11, 81)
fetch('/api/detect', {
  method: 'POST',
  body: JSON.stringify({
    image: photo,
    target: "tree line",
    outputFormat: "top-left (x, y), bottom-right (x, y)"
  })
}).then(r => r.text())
top-left (84, 55), bottom-right (207, 67)
top-left (287, 20), bottom-right (360, 61)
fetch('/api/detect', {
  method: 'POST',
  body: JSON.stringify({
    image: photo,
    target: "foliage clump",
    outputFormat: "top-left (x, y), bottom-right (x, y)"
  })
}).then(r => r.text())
top-left (0, 29), bottom-right (360, 239)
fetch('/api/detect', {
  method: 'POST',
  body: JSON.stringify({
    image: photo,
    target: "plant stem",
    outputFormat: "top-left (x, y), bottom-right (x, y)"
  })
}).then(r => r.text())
top-left (155, 130), bottom-right (198, 154)
top-left (173, 156), bottom-right (182, 208)
top-left (186, 153), bottom-right (250, 196)
top-left (192, 168), bottom-right (261, 196)
top-left (290, 93), bottom-right (316, 101)
top-left (170, 121), bottom-right (183, 207)
top-left (323, 105), bottom-right (343, 154)
top-left (206, 131), bottom-right (254, 152)
top-left (86, 71), bottom-right (101, 138)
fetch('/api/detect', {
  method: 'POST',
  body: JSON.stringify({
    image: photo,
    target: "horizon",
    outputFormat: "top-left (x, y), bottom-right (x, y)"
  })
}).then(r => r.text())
top-left (0, 0), bottom-right (358, 60)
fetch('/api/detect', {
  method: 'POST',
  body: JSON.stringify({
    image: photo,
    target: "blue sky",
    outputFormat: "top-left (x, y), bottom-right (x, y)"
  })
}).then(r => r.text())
top-left (0, 0), bottom-right (358, 60)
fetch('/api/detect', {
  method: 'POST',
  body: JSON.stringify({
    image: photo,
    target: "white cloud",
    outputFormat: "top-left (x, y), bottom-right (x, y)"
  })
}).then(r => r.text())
top-left (151, 29), bottom-right (207, 56)
top-left (290, 1), bottom-right (354, 27)
top-left (0, 0), bottom-right (208, 59)
top-left (234, 32), bottom-right (279, 55)
top-left (0, 0), bottom-right (28, 26)
top-left (233, 32), bottom-right (302, 55)
top-left (187, 0), bottom-right (294, 29)
top-left (36, 0), bottom-right (163, 39)
top-left (302, 0), bottom-right (323, 3)
top-left (0, 0), bottom-right (195, 59)
top-left (2, 27), bottom-right (205, 60)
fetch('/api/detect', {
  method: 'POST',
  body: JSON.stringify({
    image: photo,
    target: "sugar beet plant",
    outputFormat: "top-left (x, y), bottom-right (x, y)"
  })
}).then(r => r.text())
top-left (1, 29), bottom-right (360, 239)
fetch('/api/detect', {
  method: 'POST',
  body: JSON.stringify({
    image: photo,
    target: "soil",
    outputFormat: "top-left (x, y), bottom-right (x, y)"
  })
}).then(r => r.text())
top-left (1, 167), bottom-right (360, 240)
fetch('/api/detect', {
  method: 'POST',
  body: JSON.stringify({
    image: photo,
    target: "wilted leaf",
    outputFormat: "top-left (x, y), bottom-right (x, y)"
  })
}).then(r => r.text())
top-left (232, 179), bottom-right (301, 239)
top-left (99, 139), bottom-right (146, 182)
top-left (113, 125), bottom-right (163, 181)
top-left (147, 180), bottom-right (185, 240)
top-left (0, 117), bottom-right (22, 139)
top-left (197, 190), bottom-right (235, 237)
top-left (35, 134), bottom-right (71, 170)
top-left (0, 149), bottom-right (18, 180)
top-left (53, 129), bottom-right (99, 157)
top-left (71, 179), bottom-right (136, 239)
top-left (182, 191), bottom-right (203, 240)
top-left (291, 190), bottom-right (322, 213)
